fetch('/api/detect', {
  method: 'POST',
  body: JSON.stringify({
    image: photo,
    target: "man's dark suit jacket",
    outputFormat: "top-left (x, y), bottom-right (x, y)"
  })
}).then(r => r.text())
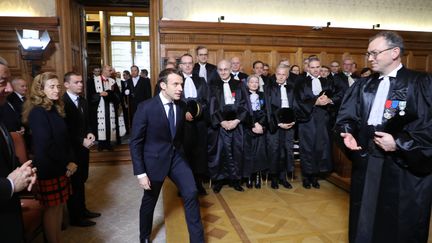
top-left (126, 77), bottom-right (152, 119)
top-left (0, 103), bottom-right (21, 131)
top-left (0, 122), bottom-right (24, 242)
top-left (7, 92), bottom-right (24, 118)
top-left (193, 62), bottom-right (217, 84)
top-left (130, 95), bottom-right (185, 181)
top-left (63, 94), bottom-right (92, 178)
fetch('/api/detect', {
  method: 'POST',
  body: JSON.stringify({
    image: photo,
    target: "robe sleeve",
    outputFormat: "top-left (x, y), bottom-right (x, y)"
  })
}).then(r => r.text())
top-left (294, 80), bottom-right (318, 122)
top-left (393, 73), bottom-right (432, 175)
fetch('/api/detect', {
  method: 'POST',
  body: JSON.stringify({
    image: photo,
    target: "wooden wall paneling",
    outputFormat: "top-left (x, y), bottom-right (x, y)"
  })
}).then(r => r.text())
top-left (410, 54), bottom-right (428, 72)
top-left (150, 0), bottom-right (162, 86)
top-left (159, 21), bottom-right (432, 77)
top-left (0, 17), bottom-right (60, 80)
top-left (427, 55), bottom-right (432, 72)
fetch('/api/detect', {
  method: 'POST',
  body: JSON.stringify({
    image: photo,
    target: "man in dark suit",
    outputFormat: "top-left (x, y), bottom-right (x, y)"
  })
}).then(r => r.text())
top-left (192, 46), bottom-right (217, 84)
top-left (130, 68), bottom-right (204, 243)
top-left (124, 65), bottom-right (152, 123)
top-left (7, 77), bottom-right (27, 115)
top-left (0, 56), bottom-right (37, 243)
top-left (0, 77), bottom-right (27, 136)
top-left (63, 72), bottom-right (101, 227)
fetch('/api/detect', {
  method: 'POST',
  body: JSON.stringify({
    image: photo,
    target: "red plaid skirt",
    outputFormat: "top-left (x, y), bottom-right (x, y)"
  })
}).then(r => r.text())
top-left (37, 175), bottom-right (72, 207)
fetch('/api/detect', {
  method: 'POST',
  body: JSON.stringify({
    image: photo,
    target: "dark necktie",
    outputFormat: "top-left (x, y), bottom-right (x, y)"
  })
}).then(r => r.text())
top-left (21, 96), bottom-right (26, 102)
top-left (168, 103), bottom-right (175, 138)
top-left (77, 96), bottom-right (84, 114)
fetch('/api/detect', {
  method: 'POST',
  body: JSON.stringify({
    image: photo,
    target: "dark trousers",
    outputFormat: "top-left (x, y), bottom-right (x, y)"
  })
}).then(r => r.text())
top-left (67, 151), bottom-right (89, 222)
top-left (139, 153), bottom-right (204, 243)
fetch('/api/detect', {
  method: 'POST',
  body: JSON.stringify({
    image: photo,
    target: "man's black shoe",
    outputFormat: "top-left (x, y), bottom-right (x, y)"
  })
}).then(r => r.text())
top-left (84, 210), bottom-right (101, 218)
top-left (70, 219), bottom-right (96, 227)
top-left (141, 237), bottom-right (152, 243)
top-left (233, 184), bottom-right (244, 192)
top-left (246, 178), bottom-right (253, 188)
top-left (280, 179), bottom-right (293, 189)
top-left (212, 183), bottom-right (223, 193)
top-left (311, 178), bottom-right (320, 189)
top-left (271, 178), bottom-right (279, 189)
top-left (302, 179), bottom-right (311, 189)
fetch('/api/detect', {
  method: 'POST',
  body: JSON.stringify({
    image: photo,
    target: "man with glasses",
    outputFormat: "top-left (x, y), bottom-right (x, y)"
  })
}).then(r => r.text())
top-left (336, 31), bottom-right (432, 243)
top-left (178, 54), bottom-right (210, 195)
top-left (192, 46), bottom-right (217, 84)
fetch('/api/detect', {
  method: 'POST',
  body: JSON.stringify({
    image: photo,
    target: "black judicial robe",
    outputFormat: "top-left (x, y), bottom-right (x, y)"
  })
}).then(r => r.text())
top-left (208, 78), bottom-right (249, 181)
top-left (87, 77), bottom-right (122, 142)
top-left (335, 67), bottom-right (432, 243)
top-left (295, 76), bottom-right (336, 175)
top-left (265, 81), bottom-right (297, 175)
top-left (242, 91), bottom-right (268, 177)
top-left (181, 75), bottom-right (210, 175)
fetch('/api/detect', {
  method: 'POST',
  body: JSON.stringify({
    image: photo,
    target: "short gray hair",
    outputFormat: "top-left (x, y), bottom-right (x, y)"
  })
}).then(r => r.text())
top-left (370, 31), bottom-right (405, 56)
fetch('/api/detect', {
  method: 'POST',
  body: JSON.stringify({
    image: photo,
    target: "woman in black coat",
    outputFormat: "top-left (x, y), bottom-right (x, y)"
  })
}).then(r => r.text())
top-left (22, 72), bottom-right (77, 243)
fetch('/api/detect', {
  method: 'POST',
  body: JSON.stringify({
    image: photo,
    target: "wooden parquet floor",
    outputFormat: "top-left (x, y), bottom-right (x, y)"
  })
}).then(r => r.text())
top-left (164, 179), bottom-right (350, 243)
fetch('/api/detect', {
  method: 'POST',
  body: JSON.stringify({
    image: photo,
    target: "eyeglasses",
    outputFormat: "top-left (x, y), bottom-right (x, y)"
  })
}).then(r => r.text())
top-left (180, 62), bottom-right (193, 65)
top-left (198, 53), bottom-right (208, 56)
top-left (365, 47), bottom-right (394, 59)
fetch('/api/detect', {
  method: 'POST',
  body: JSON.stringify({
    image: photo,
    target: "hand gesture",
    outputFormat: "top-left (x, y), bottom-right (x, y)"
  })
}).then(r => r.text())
top-left (340, 133), bottom-right (362, 150)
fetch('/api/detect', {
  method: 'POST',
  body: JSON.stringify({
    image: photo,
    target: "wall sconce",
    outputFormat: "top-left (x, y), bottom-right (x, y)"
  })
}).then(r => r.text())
top-left (326, 22), bottom-right (331, 28)
top-left (218, 16), bottom-right (225, 23)
top-left (372, 24), bottom-right (380, 30)
top-left (16, 29), bottom-right (51, 77)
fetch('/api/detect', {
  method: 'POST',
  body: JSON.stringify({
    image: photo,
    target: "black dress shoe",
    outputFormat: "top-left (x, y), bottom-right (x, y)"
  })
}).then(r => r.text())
top-left (70, 219), bottom-right (96, 227)
top-left (84, 210), bottom-right (101, 218)
top-left (254, 173), bottom-right (261, 189)
top-left (246, 177), bottom-right (253, 188)
top-left (271, 178), bottom-right (279, 189)
top-left (280, 179), bottom-right (293, 189)
top-left (212, 183), bottom-right (223, 193)
top-left (302, 179), bottom-right (311, 189)
top-left (233, 184), bottom-right (244, 192)
top-left (141, 237), bottom-right (152, 243)
top-left (311, 178), bottom-right (320, 189)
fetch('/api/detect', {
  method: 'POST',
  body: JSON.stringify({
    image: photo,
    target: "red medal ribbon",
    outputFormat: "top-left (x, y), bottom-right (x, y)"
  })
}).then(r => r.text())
top-left (385, 100), bottom-right (392, 109)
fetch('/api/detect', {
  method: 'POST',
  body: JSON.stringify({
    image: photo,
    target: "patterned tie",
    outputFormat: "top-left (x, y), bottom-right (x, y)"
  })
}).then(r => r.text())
top-left (168, 103), bottom-right (175, 138)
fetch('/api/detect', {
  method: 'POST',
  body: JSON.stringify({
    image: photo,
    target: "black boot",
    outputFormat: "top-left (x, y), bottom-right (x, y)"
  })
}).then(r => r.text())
top-left (254, 172), bottom-right (261, 189)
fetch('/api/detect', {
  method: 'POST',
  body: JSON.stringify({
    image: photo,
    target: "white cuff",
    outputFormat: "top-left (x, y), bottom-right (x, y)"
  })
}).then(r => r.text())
top-left (137, 173), bottom-right (147, 179)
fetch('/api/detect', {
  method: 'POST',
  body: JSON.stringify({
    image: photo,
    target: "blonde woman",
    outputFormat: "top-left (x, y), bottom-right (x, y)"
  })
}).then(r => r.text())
top-left (22, 72), bottom-right (77, 243)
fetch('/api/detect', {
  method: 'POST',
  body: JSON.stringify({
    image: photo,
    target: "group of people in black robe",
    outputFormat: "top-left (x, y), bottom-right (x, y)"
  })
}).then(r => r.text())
top-left (168, 46), bottom-right (347, 195)
top-left (159, 32), bottom-right (432, 242)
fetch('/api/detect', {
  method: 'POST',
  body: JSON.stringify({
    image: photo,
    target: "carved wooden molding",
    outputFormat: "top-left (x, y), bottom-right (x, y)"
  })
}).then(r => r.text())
top-left (0, 17), bottom-right (59, 30)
